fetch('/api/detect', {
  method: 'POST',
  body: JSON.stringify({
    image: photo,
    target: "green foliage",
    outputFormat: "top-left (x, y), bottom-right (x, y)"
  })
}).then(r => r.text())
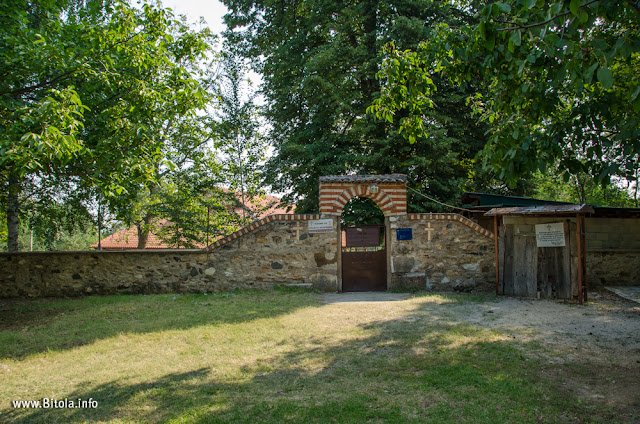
top-left (0, 0), bottom-right (217, 250)
top-left (214, 49), bottom-right (268, 225)
top-left (533, 169), bottom-right (636, 207)
top-left (372, 0), bottom-right (640, 189)
top-left (341, 197), bottom-right (385, 227)
top-left (223, 0), bottom-right (493, 213)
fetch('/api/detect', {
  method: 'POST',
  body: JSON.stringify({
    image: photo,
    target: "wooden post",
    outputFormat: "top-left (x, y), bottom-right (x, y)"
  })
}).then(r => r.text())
top-left (581, 214), bottom-right (588, 303)
top-left (494, 214), bottom-right (499, 295)
top-left (336, 218), bottom-right (342, 292)
top-left (206, 206), bottom-right (210, 247)
top-left (576, 213), bottom-right (584, 304)
top-left (97, 202), bottom-right (102, 251)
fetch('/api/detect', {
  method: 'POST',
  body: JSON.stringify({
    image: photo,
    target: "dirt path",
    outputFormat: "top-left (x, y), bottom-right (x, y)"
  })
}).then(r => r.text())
top-left (321, 290), bottom-right (640, 421)
top-left (322, 290), bottom-right (640, 351)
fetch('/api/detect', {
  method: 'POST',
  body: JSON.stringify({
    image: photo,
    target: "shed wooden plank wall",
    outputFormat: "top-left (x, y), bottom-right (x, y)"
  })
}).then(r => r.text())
top-left (499, 217), bottom-right (578, 300)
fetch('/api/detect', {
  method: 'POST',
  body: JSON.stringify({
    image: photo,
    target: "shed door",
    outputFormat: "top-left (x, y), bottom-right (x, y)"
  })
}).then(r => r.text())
top-left (501, 222), bottom-right (572, 299)
top-left (503, 225), bottom-right (537, 297)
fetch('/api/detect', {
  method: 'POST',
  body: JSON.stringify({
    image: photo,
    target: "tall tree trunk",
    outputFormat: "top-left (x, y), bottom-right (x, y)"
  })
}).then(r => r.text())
top-left (240, 153), bottom-right (246, 225)
top-left (7, 171), bottom-right (20, 252)
top-left (634, 166), bottom-right (639, 208)
top-left (136, 214), bottom-right (152, 249)
top-left (137, 181), bottom-right (158, 249)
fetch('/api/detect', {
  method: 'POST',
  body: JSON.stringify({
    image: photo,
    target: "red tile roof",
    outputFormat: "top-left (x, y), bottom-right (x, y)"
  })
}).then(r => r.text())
top-left (92, 225), bottom-right (179, 250)
top-left (91, 192), bottom-right (295, 250)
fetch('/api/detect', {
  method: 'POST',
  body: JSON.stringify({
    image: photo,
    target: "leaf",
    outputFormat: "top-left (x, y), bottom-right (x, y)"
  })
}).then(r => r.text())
top-left (525, 0), bottom-right (536, 9)
top-left (479, 21), bottom-right (487, 40)
top-left (578, 9), bottom-right (589, 23)
top-left (494, 3), bottom-right (512, 14)
top-left (584, 62), bottom-right (599, 84)
top-left (510, 30), bottom-right (521, 47)
top-left (485, 34), bottom-right (496, 51)
top-left (597, 67), bottom-right (613, 89)
top-left (569, 0), bottom-right (581, 17)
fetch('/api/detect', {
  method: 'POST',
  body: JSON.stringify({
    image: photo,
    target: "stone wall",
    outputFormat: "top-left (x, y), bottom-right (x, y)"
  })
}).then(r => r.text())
top-left (13, 210), bottom-right (633, 298)
top-left (388, 214), bottom-right (496, 292)
top-left (585, 217), bottom-right (640, 250)
top-left (587, 251), bottom-right (640, 287)
top-left (585, 217), bottom-right (640, 287)
top-left (0, 215), bottom-right (339, 298)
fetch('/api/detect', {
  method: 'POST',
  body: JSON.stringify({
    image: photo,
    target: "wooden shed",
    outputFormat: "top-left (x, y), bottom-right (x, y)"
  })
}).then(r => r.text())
top-left (486, 204), bottom-right (594, 303)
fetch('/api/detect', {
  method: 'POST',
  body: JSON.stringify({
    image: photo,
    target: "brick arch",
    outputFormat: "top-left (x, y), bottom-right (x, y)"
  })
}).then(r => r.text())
top-left (331, 186), bottom-right (396, 217)
top-left (318, 175), bottom-right (408, 217)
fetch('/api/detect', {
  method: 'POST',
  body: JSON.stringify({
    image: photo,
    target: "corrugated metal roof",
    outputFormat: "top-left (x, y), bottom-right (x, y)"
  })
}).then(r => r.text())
top-left (319, 174), bottom-right (408, 184)
top-left (461, 192), bottom-right (573, 208)
top-left (485, 204), bottom-right (595, 216)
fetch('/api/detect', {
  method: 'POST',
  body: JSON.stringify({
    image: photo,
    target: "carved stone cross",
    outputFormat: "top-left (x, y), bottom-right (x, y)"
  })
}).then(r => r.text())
top-left (425, 222), bottom-right (434, 242)
top-left (292, 224), bottom-right (304, 240)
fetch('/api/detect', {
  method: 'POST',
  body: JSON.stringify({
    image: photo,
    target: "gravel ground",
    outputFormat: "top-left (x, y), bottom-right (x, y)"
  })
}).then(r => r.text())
top-left (322, 289), bottom-right (640, 421)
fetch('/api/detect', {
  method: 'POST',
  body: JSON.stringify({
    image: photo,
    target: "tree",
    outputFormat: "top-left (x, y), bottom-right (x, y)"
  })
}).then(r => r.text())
top-left (0, 0), bottom-right (215, 251)
top-left (533, 168), bottom-right (636, 207)
top-left (370, 0), bottom-right (640, 187)
top-left (214, 49), bottom-right (268, 225)
top-left (223, 0), bottom-right (496, 214)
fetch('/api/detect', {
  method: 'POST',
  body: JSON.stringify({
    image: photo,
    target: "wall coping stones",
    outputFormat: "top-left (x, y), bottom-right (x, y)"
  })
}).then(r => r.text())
top-left (0, 249), bottom-right (204, 257)
top-left (208, 212), bottom-right (495, 251)
top-left (319, 174), bottom-right (408, 183)
top-left (207, 214), bottom-right (324, 250)
top-left (407, 213), bottom-right (495, 240)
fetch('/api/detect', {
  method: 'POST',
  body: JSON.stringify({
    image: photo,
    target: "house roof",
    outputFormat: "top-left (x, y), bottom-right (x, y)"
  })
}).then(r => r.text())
top-left (91, 192), bottom-right (295, 250)
top-left (92, 225), bottom-right (184, 250)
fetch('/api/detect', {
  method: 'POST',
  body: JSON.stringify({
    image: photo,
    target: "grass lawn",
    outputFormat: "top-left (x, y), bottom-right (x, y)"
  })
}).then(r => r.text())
top-left (0, 288), bottom-right (633, 423)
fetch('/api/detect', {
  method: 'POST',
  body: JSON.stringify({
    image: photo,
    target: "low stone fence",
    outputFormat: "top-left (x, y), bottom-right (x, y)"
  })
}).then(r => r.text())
top-left (1, 212), bottom-right (501, 299)
top-left (0, 215), bottom-right (338, 298)
top-left (586, 251), bottom-right (640, 287)
top-left (389, 214), bottom-right (496, 292)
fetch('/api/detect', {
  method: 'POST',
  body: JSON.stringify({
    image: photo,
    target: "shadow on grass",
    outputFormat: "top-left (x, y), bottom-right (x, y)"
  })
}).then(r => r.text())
top-left (0, 287), bottom-right (316, 359)
top-left (4, 296), bottom-right (623, 424)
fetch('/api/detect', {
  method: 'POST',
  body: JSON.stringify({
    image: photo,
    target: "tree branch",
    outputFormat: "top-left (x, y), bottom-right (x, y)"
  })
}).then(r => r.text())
top-left (0, 32), bottom-right (142, 98)
top-left (497, 0), bottom-right (599, 32)
top-left (623, 0), bottom-right (640, 15)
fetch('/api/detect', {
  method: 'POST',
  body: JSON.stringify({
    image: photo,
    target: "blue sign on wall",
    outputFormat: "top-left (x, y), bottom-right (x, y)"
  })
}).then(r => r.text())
top-left (396, 228), bottom-right (412, 241)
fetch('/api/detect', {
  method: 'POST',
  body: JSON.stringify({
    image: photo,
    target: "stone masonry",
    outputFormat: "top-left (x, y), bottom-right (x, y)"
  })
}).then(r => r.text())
top-left (389, 214), bottom-right (496, 292)
top-left (0, 215), bottom-right (339, 298)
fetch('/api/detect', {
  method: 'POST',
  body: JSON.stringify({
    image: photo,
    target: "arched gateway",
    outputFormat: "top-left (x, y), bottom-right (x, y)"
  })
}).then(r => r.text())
top-left (319, 174), bottom-right (408, 217)
top-left (319, 175), bottom-right (408, 291)
top-left (206, 173), bottom-right (494, 294)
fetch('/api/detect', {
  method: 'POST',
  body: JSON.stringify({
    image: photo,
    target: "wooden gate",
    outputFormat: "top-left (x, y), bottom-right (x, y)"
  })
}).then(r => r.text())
top-left (342, 225), bottom-right (387, 292)
top-left (500, 221), bottom-right (573, 298)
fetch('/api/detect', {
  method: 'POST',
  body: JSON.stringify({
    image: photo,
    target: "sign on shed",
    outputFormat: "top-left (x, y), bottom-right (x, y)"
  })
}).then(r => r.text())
top-left (535, 223), bottom-right (566, 247)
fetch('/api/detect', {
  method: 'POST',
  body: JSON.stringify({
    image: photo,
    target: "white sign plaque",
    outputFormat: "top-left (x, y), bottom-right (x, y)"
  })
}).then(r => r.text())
top-left (308, 219), bottom-right (334, 234)
top-left (535, 222), bottom-right (565, 247)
